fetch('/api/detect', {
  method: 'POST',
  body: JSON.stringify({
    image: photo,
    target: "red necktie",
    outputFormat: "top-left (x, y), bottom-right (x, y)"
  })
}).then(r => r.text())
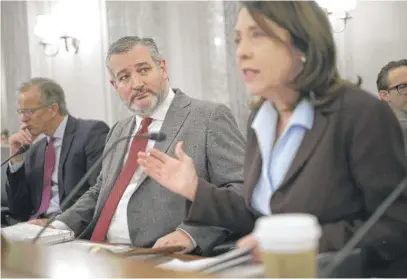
top-left (31, 137), bottom-right (55, 219)
top-left (90, 118), bottom-right (152, 242)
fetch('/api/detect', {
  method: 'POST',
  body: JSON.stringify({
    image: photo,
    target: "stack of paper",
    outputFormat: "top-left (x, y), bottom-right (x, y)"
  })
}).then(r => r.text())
top-left (158, 248), bottom-right (364, 278)
top-left (53, 240), bottom-right (132, 253)
top-left (157, 248), bottom-right (257, 276)
top-left (1, 223), bottom-right (74, 245)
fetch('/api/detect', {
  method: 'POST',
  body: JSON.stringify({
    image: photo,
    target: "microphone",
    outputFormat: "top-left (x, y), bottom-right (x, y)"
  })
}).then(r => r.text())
top-left (149, 132), bottom-right (166, 142)
top-left (320, 176), bottom-right (407, 277)
top-left (1, 144), bottom-right (30, 167)
top-left (31, 131), bottom-right (166, 244)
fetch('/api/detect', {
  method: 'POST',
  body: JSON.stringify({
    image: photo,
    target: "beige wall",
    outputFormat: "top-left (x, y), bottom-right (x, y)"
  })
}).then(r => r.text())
top-left (26, 0), bottom-right (113, 126)
top-left (335, 1), bottom-right (407, 95)
top-left (1, 0), bottom-right (406, 133)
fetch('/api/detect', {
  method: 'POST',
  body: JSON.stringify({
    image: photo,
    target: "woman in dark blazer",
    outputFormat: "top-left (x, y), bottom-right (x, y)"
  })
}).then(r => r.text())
top-left (138, 1), bottom-right (407, 276)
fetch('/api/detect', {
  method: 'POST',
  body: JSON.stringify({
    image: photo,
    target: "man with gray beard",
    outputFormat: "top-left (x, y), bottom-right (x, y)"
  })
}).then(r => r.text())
top-left (35, 36), bottom-right (247, 255)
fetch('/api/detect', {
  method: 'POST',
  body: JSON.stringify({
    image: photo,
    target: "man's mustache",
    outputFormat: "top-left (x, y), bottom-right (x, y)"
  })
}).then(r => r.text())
top-left (128, 89), bottom-right (157, 104)
top-left (133, 87), bottom-right (155, 95)
top-left (131, 89), bottom-right (153, 98)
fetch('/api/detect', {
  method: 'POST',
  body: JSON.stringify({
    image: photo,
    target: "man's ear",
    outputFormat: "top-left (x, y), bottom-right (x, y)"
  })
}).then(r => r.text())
top-left (51, 103), bottom-right (59, 116)
top-left (379, 90), bottom-right (390, 102)
top-left (160, 59), bottom-right (169, 80)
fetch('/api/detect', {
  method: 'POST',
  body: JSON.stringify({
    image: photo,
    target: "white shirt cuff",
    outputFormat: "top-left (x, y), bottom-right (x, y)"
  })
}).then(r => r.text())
top-left (176, 228), bottom-right (197, 252)
top-left (9, 160), bottom-right (24, 173)
top-left (51, 220), bottom-right (73, 232)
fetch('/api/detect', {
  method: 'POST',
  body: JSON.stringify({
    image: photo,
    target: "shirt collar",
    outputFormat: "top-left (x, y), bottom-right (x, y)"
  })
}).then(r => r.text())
top-left (288, 99), bottom-right (314, 130)
top-left (252, 98), bottom-right (314, 132)
top-left (136, 87), bottom-right (175, 123)
top-left (47, 115), bottom-right (68, 141)
top-left (251, 100), bottom-right (277, 134)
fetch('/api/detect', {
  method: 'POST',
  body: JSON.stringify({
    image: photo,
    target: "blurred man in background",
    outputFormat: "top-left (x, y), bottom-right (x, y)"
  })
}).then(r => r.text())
top-left (377, 59), bottom-right (407, 152)
top-left (5, 77), bottom-right (109, 224)
top-left (378, 59), bottom-right (407, 119)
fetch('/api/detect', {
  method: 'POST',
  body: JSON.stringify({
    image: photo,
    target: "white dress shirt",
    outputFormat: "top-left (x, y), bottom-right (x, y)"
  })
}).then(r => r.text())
top-left (250, 100), bottom-right (314, 215)
top-left (10, 116), bottom-right (69, 216)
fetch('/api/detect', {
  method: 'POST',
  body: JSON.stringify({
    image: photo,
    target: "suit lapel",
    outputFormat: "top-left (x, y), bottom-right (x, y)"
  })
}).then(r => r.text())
top-left (136, 89), bottom-right (191, 188)
top-left (35, 139), bottom-right (47, 209)
top-left (58, 116), bottom-right (77, 199)
top-left (95, 117), bottom-right (136, 214)
top-left (278, 111), bottom-right (328, 190)
top-left (244, 146), bottom-right (262, 205)
top-left (153, 89), bottom-right (191, 154)
top-left (109, 117), bottom-right (137, 185)
top-left (244, 111), bottom-right (262, 205)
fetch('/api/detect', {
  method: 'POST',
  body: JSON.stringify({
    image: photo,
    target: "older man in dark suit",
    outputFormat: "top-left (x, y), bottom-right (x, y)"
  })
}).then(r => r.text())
top-left (6, 78), bottom-right (109, 223)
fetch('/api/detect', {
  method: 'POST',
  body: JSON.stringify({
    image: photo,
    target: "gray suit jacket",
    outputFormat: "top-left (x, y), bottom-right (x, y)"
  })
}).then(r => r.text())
top-left (57, 89), bottom-right (246, 255)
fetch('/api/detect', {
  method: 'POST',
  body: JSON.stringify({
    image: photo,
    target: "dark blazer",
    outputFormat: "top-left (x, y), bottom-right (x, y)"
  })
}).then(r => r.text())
top-left (6, 115), bottom-right (109, 221)
top-left (399, 119), bottom-right (407, 155)
top-left (187, 85), bottom-right (407, 276)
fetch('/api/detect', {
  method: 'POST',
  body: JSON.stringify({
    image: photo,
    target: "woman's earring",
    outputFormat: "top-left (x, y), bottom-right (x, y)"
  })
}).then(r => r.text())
top-left (300, 56), bottom-right (307, 63)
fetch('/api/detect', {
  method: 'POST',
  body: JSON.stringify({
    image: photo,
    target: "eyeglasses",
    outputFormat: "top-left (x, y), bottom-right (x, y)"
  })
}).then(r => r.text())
top-left (16, 103), bottom-right (52, 116)
top-left (387, 83), bottom-right (407, 95)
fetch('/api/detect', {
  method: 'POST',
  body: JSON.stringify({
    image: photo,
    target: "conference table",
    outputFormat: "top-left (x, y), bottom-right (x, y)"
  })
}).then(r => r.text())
top-left (1, 237), bottom-right (210, 278)
top-left (1, 236), bottom-right (365, 277)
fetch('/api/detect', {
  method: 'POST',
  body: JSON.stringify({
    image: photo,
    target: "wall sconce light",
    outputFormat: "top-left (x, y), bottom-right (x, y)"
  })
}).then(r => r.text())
top-left (34, 15), bottom-right (80, 57)
top-left (316, 0), bottom-right (358, 33)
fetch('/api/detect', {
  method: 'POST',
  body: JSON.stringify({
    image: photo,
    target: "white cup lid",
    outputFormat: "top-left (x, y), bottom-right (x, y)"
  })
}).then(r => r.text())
top-left (254, 213), bottom-right (322, 242)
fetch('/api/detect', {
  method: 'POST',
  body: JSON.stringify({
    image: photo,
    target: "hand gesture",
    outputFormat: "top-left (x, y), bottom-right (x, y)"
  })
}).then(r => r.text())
top-left (8, 124), bottom-right (34, 163)
top-left (138, 142), bottom-right (198, 201)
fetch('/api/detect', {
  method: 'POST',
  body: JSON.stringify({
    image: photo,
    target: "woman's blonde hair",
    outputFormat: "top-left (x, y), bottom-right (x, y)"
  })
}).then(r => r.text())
top-left (242, 1), bottom-right (345, 109)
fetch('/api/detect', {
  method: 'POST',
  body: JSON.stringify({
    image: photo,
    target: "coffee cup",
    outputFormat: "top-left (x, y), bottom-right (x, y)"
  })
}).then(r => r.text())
top-left (254, 213), bottom-right (322, 278)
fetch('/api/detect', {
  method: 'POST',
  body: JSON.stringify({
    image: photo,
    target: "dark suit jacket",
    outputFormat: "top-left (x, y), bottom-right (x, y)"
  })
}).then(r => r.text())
top-left (399, 119), bottom-right (407, 155)
top-left (6, 115), bottom-right (109, 221)
top-left (186, 85), bottom-right (407, 277)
